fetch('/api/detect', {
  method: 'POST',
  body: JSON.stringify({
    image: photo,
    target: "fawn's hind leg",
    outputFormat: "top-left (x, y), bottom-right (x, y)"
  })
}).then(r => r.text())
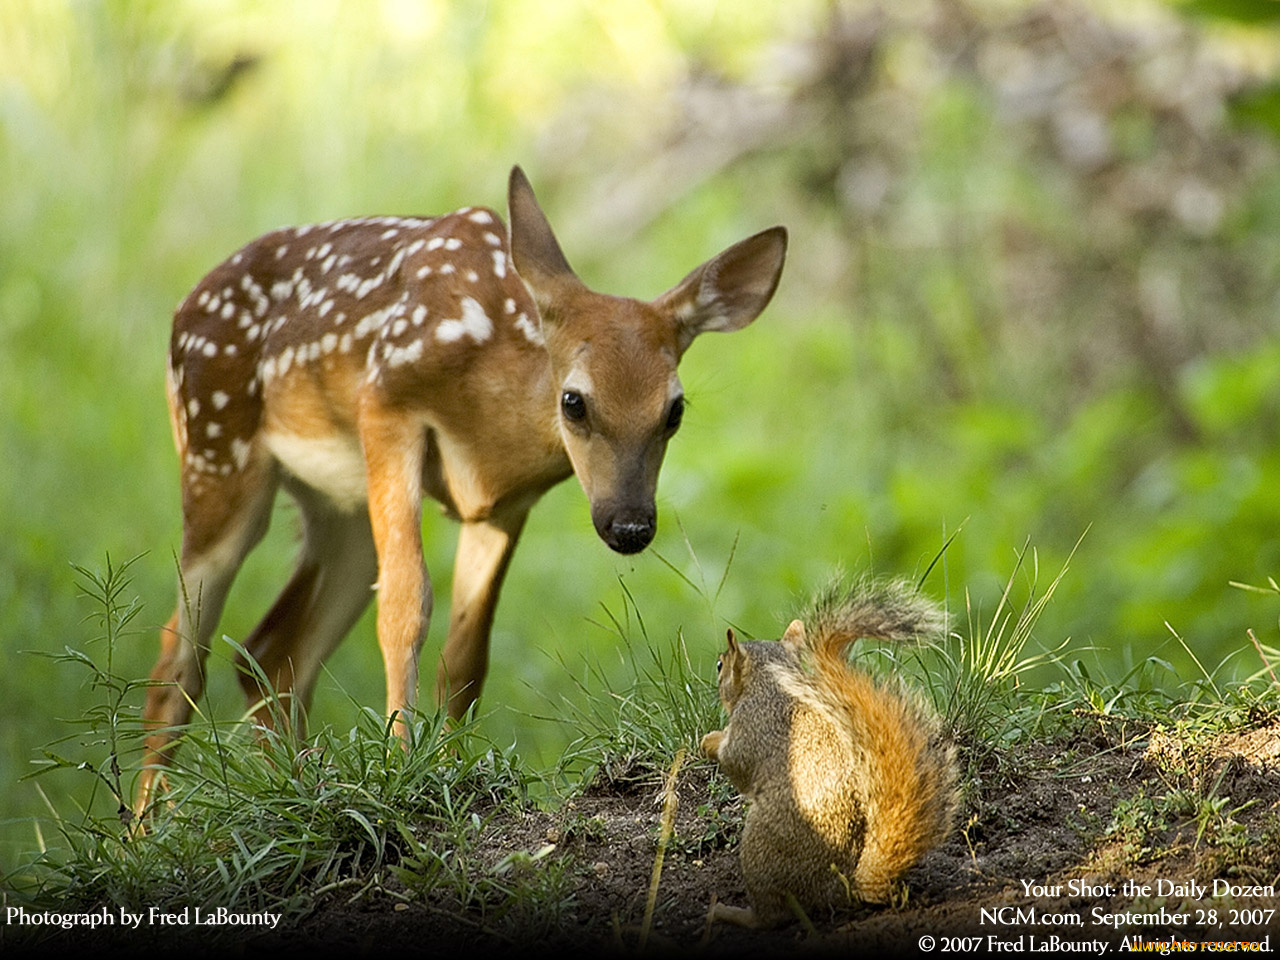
top-left (137, 459), bottom-right (278, 816)
top-left (236, 484), bottom-right (378, 726)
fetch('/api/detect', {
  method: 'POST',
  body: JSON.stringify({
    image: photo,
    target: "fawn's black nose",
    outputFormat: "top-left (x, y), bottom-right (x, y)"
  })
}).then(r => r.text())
top-left (594, 505), bottom-right (656, 555)
top-left (606, 519), bottom-right (655, 555)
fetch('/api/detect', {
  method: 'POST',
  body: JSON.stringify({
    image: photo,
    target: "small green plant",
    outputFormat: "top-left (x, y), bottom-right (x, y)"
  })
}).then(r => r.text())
top-left (1043, 574), bottom-right (1280, 760)
top-left (1104, 768), bottom-right (1255, 873)
top-left (3, 555), bottom-right (157, 905)
top-left (677, 800), bottom-right (740, 857)
top-left (1105, 788), bottom-right (1175, 866)
top-left (556, 811), bottom-right (608, 845)
top-left (26, 554), bottom-right (149, 829)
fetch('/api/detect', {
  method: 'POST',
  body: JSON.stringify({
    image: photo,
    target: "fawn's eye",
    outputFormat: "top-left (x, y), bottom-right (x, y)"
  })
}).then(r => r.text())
top-left (561, 390), bottom-right (586, 423)
top-left (665, 396), bottom-right (685, 432)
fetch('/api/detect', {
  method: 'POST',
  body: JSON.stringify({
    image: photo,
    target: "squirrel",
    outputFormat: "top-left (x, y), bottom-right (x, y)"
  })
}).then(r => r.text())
top-left (700, 576), bottom-right (960, 929)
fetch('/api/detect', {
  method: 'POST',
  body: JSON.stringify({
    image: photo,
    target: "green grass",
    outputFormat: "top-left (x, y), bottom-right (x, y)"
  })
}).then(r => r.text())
top-left (9, 561), bottom-right (535, 919)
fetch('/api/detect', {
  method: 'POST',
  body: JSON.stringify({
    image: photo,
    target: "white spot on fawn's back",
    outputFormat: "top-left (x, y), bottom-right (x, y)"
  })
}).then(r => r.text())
top-left (385, 339), bottom-right (424, 369)
top-left (514, 313), bottom-right (543, 345)
top-left (435, 297), bottom-right (493, 344)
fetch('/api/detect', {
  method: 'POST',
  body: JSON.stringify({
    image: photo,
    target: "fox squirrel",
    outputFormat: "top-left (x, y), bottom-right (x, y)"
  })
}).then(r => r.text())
top-left (700, 577), bottom-right (959, 929)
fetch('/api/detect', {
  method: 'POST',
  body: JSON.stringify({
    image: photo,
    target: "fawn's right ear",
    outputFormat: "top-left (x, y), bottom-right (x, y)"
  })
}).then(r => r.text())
top-left (508, 165), bottom-right (581, 314)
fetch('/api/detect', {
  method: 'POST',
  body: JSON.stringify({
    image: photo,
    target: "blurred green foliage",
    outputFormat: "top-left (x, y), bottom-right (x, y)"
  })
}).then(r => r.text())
top-left (4, 0), bottom-right (1280, 865)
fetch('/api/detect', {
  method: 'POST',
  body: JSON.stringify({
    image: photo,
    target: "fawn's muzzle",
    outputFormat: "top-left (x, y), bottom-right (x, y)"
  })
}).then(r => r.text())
top-left (595, 507), bottom-right (656, 555)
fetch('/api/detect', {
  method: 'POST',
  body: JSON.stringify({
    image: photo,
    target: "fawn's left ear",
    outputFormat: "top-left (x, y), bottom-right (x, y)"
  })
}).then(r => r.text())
top-left (508, 165), bottom-right (582, 313)
top-left (657, 226), bottom-right (787, 354)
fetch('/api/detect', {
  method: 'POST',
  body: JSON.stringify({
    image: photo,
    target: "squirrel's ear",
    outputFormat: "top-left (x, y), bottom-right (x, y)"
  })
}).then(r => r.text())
top-left (725, 628), bottom-right (737, 651)
top-left (781, 619), bottom-right (807, 652)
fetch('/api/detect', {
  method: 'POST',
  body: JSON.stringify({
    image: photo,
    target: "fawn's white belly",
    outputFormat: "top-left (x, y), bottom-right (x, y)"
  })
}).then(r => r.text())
top-left (263, 431), bottom-right (368, 511)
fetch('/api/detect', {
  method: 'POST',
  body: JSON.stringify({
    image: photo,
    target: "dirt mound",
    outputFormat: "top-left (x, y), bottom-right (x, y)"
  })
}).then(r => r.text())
top-left (285, 719), bottom-right (1280, 955)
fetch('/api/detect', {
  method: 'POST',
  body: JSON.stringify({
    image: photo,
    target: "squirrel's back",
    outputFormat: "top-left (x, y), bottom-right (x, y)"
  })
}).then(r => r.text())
top-left (707, 576), bottom-right (959, 927)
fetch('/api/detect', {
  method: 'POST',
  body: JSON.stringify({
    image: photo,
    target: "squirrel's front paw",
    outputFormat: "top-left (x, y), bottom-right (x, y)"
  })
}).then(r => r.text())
top-left (700, 730), bottom-right (725, 758)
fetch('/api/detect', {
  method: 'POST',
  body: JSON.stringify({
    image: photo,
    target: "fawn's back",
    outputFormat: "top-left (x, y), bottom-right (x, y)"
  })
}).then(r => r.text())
top-left (169, 207), bottom-right (560, 523)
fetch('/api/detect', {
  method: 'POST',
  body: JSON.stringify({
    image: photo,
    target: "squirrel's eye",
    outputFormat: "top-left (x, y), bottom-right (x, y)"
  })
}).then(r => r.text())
top-left (665, 396), bottom-right (685, 432)
top-left (715, 657), bottom-right (723, 674)
top-left (561, 390), bottom-right (587, 423)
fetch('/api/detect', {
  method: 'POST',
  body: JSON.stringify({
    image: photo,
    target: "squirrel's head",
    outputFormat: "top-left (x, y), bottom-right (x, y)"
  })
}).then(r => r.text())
top-left (715, 621), bottom-right (808, 711)
top-left (714, 629), bottom-right (743, 710)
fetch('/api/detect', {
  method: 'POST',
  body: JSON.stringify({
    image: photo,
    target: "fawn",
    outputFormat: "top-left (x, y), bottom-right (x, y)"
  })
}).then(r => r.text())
top-left (137, 167), bottom-right (786, 815)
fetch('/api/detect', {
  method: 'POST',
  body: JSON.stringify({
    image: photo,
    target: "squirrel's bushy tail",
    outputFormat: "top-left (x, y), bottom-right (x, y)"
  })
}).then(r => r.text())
top-left (803, 574), bottom-right (947, 648)
top-left (796, 576), bottom-right (959, 902)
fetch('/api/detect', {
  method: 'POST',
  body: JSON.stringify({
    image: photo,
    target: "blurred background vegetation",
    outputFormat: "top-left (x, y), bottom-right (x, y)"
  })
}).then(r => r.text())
top-left (3, 0), bottom-right (1280, 866)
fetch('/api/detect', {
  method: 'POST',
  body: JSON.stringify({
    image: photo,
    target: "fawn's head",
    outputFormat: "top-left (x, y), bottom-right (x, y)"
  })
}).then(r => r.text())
top-left (507, 166), bottom-right (787, 555)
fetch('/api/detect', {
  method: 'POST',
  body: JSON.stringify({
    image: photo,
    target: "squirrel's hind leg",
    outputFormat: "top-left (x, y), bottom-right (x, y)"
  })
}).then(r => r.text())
top-left (707, 899), bottom-right (762, 928)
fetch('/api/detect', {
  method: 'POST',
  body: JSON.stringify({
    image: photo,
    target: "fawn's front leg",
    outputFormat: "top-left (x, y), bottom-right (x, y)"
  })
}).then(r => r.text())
top-left (436, 508), bottom-right (528, 720)
top-left (361, 404), bottom-right (431, 742)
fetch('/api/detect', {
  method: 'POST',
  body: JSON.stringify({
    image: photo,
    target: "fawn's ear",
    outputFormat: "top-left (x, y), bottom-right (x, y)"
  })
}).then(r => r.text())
top-left (781, 618), bottom-right (807, 653)
top-left (657, 226), bottom-right (787, 354)
top-left (508, 165), bottom-right (581, 313)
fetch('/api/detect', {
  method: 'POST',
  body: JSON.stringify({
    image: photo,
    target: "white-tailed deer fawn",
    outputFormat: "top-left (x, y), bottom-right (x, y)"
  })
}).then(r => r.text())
top-left (138, 166), bottom-right (786, 815)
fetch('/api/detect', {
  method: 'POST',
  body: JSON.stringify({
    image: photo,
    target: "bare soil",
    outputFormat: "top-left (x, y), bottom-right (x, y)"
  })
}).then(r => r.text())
top-left (13, 717), bottom-right (1280, 958)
